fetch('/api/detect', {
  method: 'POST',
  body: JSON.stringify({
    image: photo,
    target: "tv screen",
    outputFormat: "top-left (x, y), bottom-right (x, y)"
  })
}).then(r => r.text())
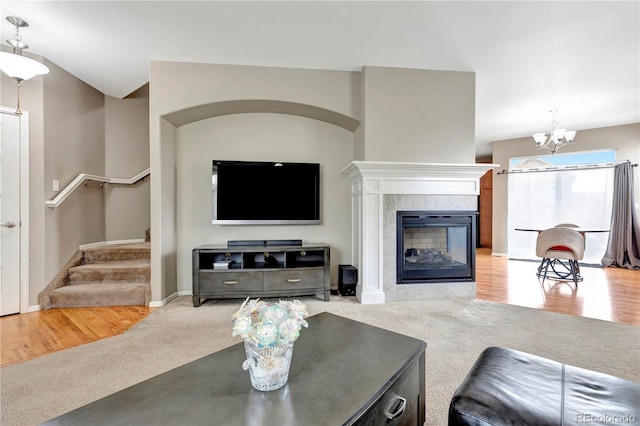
top-left (212, 160), bottom-right (320, 225)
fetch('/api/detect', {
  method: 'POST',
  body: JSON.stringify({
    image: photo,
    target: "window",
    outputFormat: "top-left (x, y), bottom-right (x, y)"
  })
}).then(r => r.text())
top-left (507, 150), bottom-right (616, 265)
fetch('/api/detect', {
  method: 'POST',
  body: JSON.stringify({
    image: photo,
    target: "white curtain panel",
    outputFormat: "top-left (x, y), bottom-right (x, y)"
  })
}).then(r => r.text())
top-left (507, 168), bottom-right (614, 265)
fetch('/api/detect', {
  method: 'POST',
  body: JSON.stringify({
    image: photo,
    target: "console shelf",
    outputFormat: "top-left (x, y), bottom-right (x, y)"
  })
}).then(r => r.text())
top-left (192, 243), bottom-right (330, 306)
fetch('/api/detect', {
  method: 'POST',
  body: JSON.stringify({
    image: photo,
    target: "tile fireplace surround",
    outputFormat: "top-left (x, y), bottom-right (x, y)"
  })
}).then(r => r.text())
top-left (341, 161), bottom-right (498, 304)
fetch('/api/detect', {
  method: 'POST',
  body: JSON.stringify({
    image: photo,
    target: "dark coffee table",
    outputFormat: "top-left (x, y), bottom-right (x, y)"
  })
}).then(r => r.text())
top-left (42, 312), bottom-right (426, 425)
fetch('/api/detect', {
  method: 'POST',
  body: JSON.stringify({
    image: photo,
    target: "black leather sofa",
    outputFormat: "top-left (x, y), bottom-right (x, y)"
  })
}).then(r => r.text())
top-left (449, 346), bottom-right (640, 425)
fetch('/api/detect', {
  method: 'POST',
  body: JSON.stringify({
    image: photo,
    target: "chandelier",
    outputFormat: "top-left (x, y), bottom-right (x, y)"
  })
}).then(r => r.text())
top-left (532, 109), bottom-right (577, 155)
top-left (0, 16), bottom-right (50, 115)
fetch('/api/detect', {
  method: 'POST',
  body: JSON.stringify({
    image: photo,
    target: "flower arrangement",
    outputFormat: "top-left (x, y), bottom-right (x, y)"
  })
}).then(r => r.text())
top-left (231, 297), bottom-right (309, 348)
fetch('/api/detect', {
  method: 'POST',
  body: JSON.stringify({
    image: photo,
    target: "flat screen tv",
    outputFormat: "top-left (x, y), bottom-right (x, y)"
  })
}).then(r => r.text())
top-left (212, 160), bottom-right (320, 225)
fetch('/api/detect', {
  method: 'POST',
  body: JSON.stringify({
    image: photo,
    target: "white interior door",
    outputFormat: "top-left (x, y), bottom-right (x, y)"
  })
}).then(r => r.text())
top-left (0, 111), bottom-right (21, 315)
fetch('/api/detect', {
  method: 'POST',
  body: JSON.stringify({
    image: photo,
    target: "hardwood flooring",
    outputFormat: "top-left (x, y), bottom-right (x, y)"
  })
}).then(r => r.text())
top-left (1, 249), bottom-right (638, 367)
top-left (1, 305), bottom-right (153, 367)
top-left (475, 248), bottom-right (639, 327)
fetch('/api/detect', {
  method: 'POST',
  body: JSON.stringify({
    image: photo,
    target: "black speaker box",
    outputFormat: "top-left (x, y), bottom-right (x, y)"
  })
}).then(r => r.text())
top-left (338, 264), bottom-right (357, 296)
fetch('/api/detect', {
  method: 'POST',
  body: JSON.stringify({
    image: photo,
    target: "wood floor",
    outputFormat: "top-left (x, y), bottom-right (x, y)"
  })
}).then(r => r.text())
top-left (475, 248), bottom-right (639, 327)
top-left (1, 305), bottom-right (154, 367)
top-left (1, 249), bottom-right (638, 367)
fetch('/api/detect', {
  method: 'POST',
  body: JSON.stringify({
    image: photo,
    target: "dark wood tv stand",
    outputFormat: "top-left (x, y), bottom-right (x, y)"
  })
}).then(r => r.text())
top-left (192, 241), bottom-right (330, 306)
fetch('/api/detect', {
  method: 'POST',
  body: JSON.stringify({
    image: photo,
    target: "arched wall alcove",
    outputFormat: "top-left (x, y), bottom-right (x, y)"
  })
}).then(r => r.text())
top-left (149, 62), bottom-right (363, 305)
top-left (152, 96), bottom-right (361, 305)
top-left (164, 99), bottom-right (360, 132)
top-left (149, 62), bottom-right (476, 305)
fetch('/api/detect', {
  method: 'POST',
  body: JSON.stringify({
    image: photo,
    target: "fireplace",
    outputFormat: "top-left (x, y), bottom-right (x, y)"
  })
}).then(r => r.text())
top-left (341, 161), bottom-right (497, 304)
top-left (397, 211), bottom-right (476, 284)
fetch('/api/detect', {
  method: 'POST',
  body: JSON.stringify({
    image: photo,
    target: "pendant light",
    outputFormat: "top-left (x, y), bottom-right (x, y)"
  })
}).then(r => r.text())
top-left (0, 16), bottom-right (50, 115)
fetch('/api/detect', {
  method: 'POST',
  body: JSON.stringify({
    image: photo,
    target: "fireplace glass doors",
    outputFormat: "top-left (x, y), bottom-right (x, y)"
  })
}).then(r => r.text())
top-left (397, 211), bottom-right (477, 284)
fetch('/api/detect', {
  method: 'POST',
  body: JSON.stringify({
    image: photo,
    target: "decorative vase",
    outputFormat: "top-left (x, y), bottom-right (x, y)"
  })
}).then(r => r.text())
top-left (242, 339), bottom-right (294, 391)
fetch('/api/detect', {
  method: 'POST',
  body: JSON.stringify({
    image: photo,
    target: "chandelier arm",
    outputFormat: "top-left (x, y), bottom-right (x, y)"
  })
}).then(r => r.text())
top-left (531, 109), bottom-right (576, 155)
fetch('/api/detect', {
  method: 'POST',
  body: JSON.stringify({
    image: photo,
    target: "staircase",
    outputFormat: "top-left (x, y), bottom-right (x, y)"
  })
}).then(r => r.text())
top-left (39, 242), bottom-right (151, 310)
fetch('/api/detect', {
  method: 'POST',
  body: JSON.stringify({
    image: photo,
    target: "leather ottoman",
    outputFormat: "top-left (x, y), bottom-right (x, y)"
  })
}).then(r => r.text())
top-left (449, 346), bottom-right (640, 425)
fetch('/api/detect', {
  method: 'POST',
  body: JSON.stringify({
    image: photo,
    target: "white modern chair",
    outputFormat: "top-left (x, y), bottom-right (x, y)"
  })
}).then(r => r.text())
top-left (553, 223), bottom-right (586, 255)
top-left (535, 228), bottom-right (585, 286)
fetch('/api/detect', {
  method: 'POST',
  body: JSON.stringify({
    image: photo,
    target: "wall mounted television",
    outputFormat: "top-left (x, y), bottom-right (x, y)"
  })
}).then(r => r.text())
top-left (212, 160), bottom-right (320, 225)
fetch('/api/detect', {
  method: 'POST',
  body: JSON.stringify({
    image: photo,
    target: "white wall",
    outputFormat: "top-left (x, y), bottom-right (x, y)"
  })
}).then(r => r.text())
top-left (176, 113), bottom-right (354, 292)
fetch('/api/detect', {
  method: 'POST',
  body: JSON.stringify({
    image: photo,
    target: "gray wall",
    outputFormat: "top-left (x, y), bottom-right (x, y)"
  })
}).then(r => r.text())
top-left (149, 62), bottom-right (477, 303)
top-left (1, 51), bottom-right (151, 307)
top-left (491, 123), bottom-right (640, 255)
top-left (12, 50), bottom-right (633, 307)
top-left (359, 66), bottom-right (476, 163)
top-left (42, 59), bottom-right (106, 285)
top-left (150, 63), bottom-right (363, 302)
top-left (104, 86), bottom-right (150, 241)
top-left (176, 113), bottom-right (353, 292)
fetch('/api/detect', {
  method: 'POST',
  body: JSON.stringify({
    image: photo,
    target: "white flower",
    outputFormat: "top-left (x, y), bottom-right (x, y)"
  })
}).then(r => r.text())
top-left (245, 298), bottom-right (264, 314)
top-left (279, 318), bottom-right (302, 342)
top-left (288, 300), bottom-right (309, 320)
top-left (231, 298), bottom-right (309, 346)
top-left (262, 304), bottom-right (286, 324)
top-left (254, 322), bottom-right (279, 346)
top-left (231, 316), bottom-right (252, 338)
top-left (231, 297), bottom-right (251, 320)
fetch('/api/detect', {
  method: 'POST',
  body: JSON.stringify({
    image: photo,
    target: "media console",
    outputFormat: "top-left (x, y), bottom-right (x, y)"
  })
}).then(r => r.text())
top-left (192, 240), bottom-right (330, 307)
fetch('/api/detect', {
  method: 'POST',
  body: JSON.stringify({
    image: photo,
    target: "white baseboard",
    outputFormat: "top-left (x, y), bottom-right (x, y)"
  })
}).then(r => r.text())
top-left (79, 239), bottom-right (145, 250)
top-left (149, 292), bottom-right (179, 307)
top-left (149, 291), bottom-right (199, 307)
top-left (29, 288), bottom-right (169, 313)
top-left (491, 252), bottom-right (508, 257)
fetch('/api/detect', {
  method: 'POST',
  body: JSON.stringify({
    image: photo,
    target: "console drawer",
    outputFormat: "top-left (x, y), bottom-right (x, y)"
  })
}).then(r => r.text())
top-left (198, 271), bottom-right (262, 293)
top-left (354, 359), bottom-right (421, 426)
top-left (263, 269), bottom-right (324, 291)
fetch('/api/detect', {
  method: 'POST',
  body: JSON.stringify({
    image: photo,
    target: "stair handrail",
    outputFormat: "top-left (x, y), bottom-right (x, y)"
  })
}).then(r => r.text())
top-left (45, 168), bottom-right (150, 209)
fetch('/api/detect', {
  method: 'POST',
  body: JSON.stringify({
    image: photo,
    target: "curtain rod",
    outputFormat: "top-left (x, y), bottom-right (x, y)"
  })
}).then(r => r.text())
top-left (497, 160), bottom-right (638, 175)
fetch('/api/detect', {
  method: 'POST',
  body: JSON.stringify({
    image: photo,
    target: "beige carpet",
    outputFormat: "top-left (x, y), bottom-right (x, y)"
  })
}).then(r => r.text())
top-left (2, 296), bottom-right (639, 425)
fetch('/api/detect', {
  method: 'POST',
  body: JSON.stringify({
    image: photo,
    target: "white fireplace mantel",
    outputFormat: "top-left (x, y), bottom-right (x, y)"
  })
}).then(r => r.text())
top-left (341, 161), bottom-right (499, 304)
top-left (342, 160), bottom-right (498, 183)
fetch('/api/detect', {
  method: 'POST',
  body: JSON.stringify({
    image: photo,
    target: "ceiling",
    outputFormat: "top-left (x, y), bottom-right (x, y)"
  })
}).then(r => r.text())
top-left (2, 1), bottom-right (638, 157)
